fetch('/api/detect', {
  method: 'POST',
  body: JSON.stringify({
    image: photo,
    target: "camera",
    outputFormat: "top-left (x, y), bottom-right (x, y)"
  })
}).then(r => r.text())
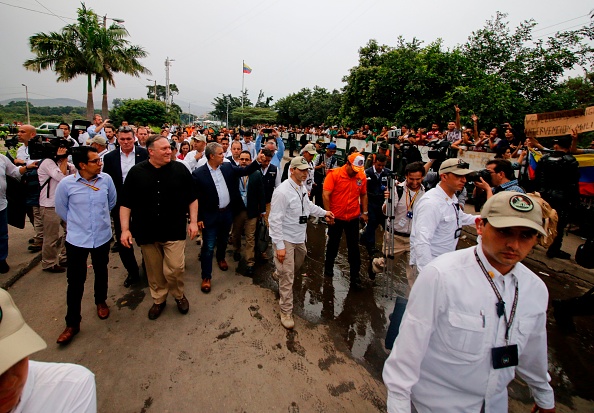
top-left (426, 140), bottom-right (450, 161)
top-left (467, 169), bottom-right (492, 184)
top-left (388, 129), bottom-right (402, 140)
top-left (262, 128), bottom-right (273, 134)
top-left (4, 136), bottom-right (19, 149)
top-left (28, 135), bottom-right (74, 160)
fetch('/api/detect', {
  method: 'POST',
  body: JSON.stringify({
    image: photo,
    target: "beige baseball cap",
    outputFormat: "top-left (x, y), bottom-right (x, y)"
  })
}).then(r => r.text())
top-left (290, 156), bottom-right (312, 170)
top-left (302, 144), bottom-right (317, 155)
top-left (480, 191), bottom-right (546, 235)
top-left (0, 288), bottom-right (47, 375)
top-left (89, 136), bottom-right (107, 146)
top-left (438, 158), bottom-right (474, 175)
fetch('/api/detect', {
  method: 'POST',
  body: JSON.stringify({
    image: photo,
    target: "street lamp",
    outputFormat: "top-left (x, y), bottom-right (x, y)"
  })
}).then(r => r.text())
top-left (219, 93), bottom-right (230, 127)
top-left (22, 84), bottom-right (30, 125)
top-left (103, 14), bottom-right (125, 28)
top-left (147, 78), bottom-right (157, 101)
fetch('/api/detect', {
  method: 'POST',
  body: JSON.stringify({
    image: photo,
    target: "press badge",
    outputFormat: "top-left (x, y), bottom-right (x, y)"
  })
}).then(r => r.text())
top-left (398, 218), bottom-right (407, 227)
top-left (299, 216), bottom-right (308, 224)
top-left (491, 344), bottom-right (519, 369)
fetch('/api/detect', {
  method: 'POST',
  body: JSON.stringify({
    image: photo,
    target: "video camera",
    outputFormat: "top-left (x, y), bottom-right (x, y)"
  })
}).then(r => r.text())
top-left (28, 135), bottom-right (75, 160)
top-left (467, 169), bottom-right (492, 185)
top-left (426, 139), bottom-right (451, 161)
top-left (4, 135), bottom-right (19, 149)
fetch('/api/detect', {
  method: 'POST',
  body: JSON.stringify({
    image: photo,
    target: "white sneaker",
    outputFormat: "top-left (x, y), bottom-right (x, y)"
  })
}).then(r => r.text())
top-left (280, 312), bottom-right (294, 329)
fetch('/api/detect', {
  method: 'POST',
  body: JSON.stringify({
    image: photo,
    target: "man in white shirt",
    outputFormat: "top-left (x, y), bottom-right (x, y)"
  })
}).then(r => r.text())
top-left (135, 126), bottom-right (150, 149)
top-left (0, 288), bottom-right (97, 413)
top-left (104, 124), bottom-right (117, 152)
top-left (241, 131), bottom-right (257, 160)
top-left (410, 158), bottom-right (477, 275)
top-left (269, 156), bottom-right (334, 329)
top-left (383, 191), bottom-right (556, 413)
top-left (183, 135), bottom-right (207, 172)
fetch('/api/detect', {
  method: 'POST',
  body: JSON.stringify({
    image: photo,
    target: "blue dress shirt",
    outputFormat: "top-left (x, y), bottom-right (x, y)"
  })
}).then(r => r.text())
top-left (55, 172), bottom-right (117, 248)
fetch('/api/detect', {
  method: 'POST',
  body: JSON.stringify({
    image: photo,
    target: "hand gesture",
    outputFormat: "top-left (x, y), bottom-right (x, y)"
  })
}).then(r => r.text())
top-left (454, 105), bottom-right (460, 113)
top-left (471, 114), bottom-right (478, 123)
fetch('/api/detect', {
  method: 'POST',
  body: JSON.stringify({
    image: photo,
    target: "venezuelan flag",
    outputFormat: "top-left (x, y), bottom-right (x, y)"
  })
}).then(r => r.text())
top-left (243, 63), bottom-right (252, 74)
top-left (528, 149), bottom-right (594, 196)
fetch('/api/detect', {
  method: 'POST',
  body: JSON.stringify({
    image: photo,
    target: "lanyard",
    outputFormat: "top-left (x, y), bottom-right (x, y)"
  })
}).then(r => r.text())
top-left (79, 177), bottom-right (100, 191)
top-left (290, 182), bottom-right (306, 215)
top-left (474, 248), bottom-right (518, 345)
top-left (405, 188), bottom-right (420, 212)
top-left (240, 176), bottom-right (248, 191)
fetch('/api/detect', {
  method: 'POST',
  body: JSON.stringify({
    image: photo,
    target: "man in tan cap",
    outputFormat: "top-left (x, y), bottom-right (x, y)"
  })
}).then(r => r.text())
top-left (409, 158), bottom-right (477, 281)
top-left (323, 151), bottom-right (369, 288)
top-left (269, 157), bottom-right (334, 329)
top-left (0, 288), bottom-right (97, 412)
top-left (383, 191), bottom-right (555, 413)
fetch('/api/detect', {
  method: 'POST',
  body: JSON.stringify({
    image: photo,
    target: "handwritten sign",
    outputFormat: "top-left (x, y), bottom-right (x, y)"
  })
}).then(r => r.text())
top-left (524, 106), bottom-right (594, 138)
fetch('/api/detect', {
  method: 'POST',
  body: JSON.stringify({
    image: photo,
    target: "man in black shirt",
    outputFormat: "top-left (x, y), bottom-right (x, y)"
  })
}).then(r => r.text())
top-left (120, 135), bottom-right (198, 320)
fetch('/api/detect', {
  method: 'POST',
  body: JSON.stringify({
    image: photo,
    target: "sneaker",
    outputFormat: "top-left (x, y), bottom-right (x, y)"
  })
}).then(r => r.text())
top-left (280, 312), bottom-right (295, 329)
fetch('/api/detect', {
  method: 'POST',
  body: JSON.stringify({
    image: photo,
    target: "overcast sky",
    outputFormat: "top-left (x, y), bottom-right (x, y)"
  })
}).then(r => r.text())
top-left (0, 0), bottom-right (591, 115)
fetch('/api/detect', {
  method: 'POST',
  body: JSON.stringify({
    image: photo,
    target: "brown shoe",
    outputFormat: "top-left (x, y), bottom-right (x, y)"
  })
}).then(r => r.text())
top-left (148, 302), bottom-right (166, 320)
top-left (175, 295), bottom-right (189, 314)
top-left (56, 326), bottom-right (80, 345)
top-left (97, 302), bottom-right (110, 320)
top-left (43, 265), bottom-right (66, 273)
top-left (201, 278), bottom-right (211, 293)
top-left (217, 260), bottom-right (229, 271)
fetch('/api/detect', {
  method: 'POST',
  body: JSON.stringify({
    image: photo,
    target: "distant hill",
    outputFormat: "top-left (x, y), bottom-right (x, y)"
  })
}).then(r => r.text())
top-left (0, 98), bottom-right (87, 107)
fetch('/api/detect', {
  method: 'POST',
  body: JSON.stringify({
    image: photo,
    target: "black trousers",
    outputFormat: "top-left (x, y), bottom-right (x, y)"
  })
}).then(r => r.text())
top-left (112, 204), bottom-right (139, 277)
top-left (325, 218), bottom-right (361, 281)
top-left (65, 241), bottom-right (110, 327)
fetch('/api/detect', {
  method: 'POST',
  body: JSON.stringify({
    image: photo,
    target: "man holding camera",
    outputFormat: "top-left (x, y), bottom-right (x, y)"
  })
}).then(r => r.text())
top-left (474, 159), bottom-right (525, 200)
top-left (410, 158), bottom-right (477, 276)
top-left (383, 191), bottom-right (556, 413)
top-left (255, 128), bottom-right (285, 168)
top-left (38, 144), bottom-right (76, 273)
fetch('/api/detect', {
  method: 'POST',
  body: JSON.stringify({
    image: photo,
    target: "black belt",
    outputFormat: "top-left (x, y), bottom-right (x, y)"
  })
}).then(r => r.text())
top-left (394, 231), bottom-right (410, 238)
top-left (219, 206), bottom-right (229, 212)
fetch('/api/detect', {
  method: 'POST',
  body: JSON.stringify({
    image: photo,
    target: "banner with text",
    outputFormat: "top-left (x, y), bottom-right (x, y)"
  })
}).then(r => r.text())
top-left (524, 106), bottom-right (594, 138)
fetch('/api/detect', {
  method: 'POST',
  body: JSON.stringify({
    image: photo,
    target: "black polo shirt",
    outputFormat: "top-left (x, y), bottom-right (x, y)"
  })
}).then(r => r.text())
top-left (120, 160), bottom-right (196, 245)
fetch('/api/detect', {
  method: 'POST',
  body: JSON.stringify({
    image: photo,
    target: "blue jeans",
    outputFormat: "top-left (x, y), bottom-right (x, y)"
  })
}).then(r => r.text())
top-left (0, 207), bottom-right (8, 261)
top-left (200, 209), bottom-right (233, 279)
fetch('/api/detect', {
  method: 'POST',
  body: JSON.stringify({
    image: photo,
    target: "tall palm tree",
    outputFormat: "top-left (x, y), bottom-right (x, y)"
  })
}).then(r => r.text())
top-left (24, 4), bottom-right (103, 120)
top-left (95, 23), bottom-right (150, 119)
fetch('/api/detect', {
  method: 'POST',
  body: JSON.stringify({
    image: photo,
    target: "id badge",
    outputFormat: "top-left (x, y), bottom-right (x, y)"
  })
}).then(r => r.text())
top-left (406, 211), bottom-right (413, 219)
top-left (454, 228), bottom-right (462, 239)
top-left (398, 218), bottom-right (407, 227)
top-left (491, 344), bottom-right (519, 369)
top-left (299, 216), bottom-right (308, 224)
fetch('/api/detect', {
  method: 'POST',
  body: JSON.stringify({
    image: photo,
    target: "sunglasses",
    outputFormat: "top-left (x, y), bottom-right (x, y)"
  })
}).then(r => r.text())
top-left (119, 126), bottom-right (134, 133)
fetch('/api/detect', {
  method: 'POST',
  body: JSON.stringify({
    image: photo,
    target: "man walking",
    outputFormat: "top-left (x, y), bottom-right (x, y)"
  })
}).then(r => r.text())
top-left (54, 147), bottom-right (117, 345)
top-left (383, 191), bottom-right (556, 413)
top-left (120, 135), bottom-right (198, 320)
top-left (192, 142), bottom-right (262, 293)
top-left (361, 153), bottom-right (391, 257)
top-left (102, 125), bottom-right (148, 287)
top-left (323, 152), bottom-right (369, 288)
top-left (269, 156), bottom-right (334, 329)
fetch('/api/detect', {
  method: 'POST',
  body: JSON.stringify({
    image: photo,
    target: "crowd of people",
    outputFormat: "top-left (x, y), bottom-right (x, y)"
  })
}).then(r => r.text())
top-left (3, 105), bottom-right (594, 412)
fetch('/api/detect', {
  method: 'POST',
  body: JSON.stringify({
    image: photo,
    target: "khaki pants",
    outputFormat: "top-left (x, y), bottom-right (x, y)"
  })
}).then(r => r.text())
top-left (40, 207), bottom-right (66, 269)
top-left (26, 206), bottom-right (43, 245)
top-left (231, 210), bottom-right (258, 267)
top-left (141, 240), bottom-right (186, 304)
top-left (384, 232), bottom-right (416, 293)
top-left (273, 241), bottom-right (307, 314)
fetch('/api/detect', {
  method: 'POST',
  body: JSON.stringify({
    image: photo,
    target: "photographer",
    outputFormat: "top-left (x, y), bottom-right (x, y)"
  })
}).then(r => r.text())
top-left (38, 145), bottom-right (76, 273)
top-left (474, 159), bottom-right (525, 200)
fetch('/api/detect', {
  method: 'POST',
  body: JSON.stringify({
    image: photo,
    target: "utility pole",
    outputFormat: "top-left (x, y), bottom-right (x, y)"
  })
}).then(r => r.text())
top-left (165, 57), bottom-right (175, 111)
top-left (22, 84), bottom-right (30, 125)
top-left (147, 78), bottom-right (157, 101)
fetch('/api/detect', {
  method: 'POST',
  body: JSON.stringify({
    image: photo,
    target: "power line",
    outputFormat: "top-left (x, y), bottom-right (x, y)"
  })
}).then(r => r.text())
top-left (536, 21), bottom-right (592, 39)
top-left (533, 12), bottom-right (591, 33)
top-left (0, 1), bottom-right (74, 20)
top-left (33, 0), bottom-right (68, 24)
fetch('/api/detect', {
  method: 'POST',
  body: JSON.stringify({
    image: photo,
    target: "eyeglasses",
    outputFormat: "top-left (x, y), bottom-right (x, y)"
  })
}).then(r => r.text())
top-left (86, 159), bottom-right (102, 164)
top-left (119, 126), bottom-right (133, 133)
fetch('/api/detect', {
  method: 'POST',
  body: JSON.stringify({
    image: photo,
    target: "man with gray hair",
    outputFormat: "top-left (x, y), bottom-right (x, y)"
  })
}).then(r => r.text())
top-left (192, 142), bottom-right (264, 293)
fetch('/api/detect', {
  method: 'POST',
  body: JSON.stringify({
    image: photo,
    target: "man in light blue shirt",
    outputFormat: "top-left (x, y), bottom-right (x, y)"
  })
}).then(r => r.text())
top-left (54, 146), bottom-right (117, 346)
top-left (255, 128), bottom-right (285, 168)
top-left (86, 114), bottom-right (108, 139)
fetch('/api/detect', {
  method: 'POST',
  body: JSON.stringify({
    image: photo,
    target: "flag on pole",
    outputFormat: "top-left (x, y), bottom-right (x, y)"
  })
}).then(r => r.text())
top-left (243, 63), bottom-right (252, 74)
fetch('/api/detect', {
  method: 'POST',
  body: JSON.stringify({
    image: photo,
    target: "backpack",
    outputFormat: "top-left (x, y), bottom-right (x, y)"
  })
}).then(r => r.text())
top-left (527, 192), bottom-right (558, 248)
top-left (21, 159), bottom-right (50, 207)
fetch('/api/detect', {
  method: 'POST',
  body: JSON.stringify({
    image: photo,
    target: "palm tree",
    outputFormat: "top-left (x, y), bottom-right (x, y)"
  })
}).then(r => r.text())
top-left (95, 23), bottom-right (150, 119)
top-left (24, 4), bottom-right (103, 120)
top-left (24, 3), bottom-right (150, 120)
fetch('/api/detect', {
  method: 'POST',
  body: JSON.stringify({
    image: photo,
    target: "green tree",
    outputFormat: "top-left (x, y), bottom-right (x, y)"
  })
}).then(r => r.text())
top-left (147, 84), bottom-right (179, 101)
top-left (230, 107), bottom-right (277, 125)
top-left (109, 99), bottom-right (168, 126)
top-left (95, 21), bottom-right (150, 118)
top-left (275, 86), bottom-right (341, 126)
top-left (210, 94), bottom-right (246, 122)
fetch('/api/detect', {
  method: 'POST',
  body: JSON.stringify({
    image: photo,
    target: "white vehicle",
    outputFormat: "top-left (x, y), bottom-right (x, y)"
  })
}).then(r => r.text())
top-left (38, 122), bottom-right (60, 131)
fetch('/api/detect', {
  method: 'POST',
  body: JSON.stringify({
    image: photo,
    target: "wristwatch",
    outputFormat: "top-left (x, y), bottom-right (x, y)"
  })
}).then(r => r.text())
top-left (362, 211), bottom-right (368, 215)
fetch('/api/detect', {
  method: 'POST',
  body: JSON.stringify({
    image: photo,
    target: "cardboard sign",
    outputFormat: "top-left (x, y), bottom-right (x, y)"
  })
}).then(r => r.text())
top-left (524, 106), bottom-right (594, 138)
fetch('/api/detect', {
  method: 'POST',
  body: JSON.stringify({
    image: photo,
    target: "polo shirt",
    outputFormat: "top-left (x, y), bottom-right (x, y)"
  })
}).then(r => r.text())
top-left (323, 165), bottom-right (367, 221)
